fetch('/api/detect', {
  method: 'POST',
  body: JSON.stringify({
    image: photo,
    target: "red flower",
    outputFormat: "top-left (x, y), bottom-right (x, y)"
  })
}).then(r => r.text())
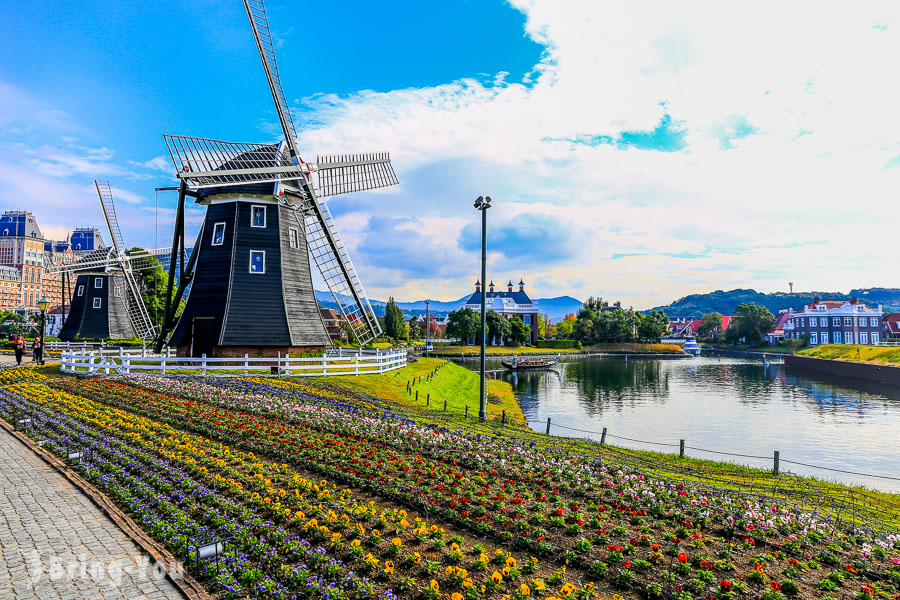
top-left (678, 552), bottom-right (687, 564)
top-left (770, 582), bottom-right (781, 591)
top-left (720, 581), bottom-right (732, 592)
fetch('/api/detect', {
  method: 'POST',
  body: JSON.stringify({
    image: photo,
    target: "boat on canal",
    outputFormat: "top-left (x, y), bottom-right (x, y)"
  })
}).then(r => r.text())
top-left (501, 353), bottom-right (561, 370)
top-left (683, 337), bottom-right (701, 356)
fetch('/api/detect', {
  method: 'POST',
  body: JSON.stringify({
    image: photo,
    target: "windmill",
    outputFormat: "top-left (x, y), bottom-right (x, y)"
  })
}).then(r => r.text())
top-left (154, 0), bottom-right (398, 357)
top-left (52, 181), bottom-right (171, 341)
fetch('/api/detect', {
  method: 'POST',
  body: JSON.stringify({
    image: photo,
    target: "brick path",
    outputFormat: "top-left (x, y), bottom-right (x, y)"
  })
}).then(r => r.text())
top-left (0, 428), bottom-right (185, 600)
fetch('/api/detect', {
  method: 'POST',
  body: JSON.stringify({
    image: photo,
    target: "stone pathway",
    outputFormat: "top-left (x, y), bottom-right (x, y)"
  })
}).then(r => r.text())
top-left (0, 428), bottom-right (186, 600)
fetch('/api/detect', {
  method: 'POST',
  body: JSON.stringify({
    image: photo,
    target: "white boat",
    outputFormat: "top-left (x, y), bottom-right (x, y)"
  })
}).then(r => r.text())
top-left (683, 337), bottom-right (701, 356)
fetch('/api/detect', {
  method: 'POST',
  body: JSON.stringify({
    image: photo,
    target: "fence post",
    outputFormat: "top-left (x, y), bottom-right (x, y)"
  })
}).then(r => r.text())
top-left (601, 427), bottom-right (607, 445)
top-left (277, 351), bottom-right (281, 377)
top-left (201, 354), bottom-right (207, 377)
top-left (545, 417), bottom-right (552, 435)
top-left (773, 451), bottom-right (780, 475)
top-left (443, 399), bottom-right (447, 411)
top-left (465, 405), bottom-right (469, 418)
top-left (322, 353), bottom-right (327, 374)
top-left (161, 356), bottom-right (166, 375)
top-left (244, 354), bottom-right (249, 376)
top-left (679, 439), bottom-right (685, 458)
top-left (502, 410), bottom-right (506, 425)
top-left (416, 390), bottom-right (419, 401)
top-left (426, 395), bottom-right (430, 407)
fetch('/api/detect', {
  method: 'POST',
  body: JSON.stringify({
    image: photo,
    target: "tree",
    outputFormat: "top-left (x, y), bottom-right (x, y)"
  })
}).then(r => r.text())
top-left (445, 308), bottom-right (480, 344)
top-left (699, 312), bottom-right (724, 338)
top-left (509, 317), bottom-right (530, 344)
top-left (126, 247), bottom-right (182, 326)
top-left (556, 314), bottom-right (576, 339)
top-left (486, 310), bottom-right (511, 345)
top-left (408, 317), bottom-right (421, 340)
top-left (734, 303), bottom-right (775, 345)
top-left (383, 297), bottom-right (406, 339)
top-left (636, 311), bottom-right (669, 342)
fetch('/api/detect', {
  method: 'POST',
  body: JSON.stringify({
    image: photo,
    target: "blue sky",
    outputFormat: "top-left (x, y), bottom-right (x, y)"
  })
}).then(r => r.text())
top-left (2, 1), bottom-right (900, 308)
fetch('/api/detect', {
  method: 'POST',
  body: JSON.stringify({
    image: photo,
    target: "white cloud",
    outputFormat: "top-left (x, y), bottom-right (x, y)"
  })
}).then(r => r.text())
top-left (286, 1), bottom-right (900, 307)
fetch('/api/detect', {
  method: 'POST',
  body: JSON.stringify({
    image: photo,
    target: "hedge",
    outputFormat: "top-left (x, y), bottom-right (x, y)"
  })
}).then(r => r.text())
top-left (536, 339), bottom-right (581, 349)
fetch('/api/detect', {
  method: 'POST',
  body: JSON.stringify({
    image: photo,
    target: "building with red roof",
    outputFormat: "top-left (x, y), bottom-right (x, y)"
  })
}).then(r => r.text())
top-left (784, 297), bottom-right (883, 345)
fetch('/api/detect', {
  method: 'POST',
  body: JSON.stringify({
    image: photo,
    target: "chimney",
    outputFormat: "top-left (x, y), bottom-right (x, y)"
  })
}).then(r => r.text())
top-left (475, 279), bottom-right (481, 293)
top-left (518, 278), bottom-right (524, 292)
top-left (508, 280), bottom-right (513, 293)
top-left (851, 296), bottom-right (857, 303)
top-left (813, 295), bottom-right (820, 303)
top-left (614, 301), bottom-right (621, 308)
top-left (489, 281), bottom-right (495, 293)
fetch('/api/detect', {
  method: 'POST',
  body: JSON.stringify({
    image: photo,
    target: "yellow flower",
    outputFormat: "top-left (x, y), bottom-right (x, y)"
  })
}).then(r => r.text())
top-left (450, 542), bottom-right (460, 552)
top-left (521, 584), bottom-right (531, 596)
top-left (400, 519), bottom-right (410, 528)
top-left (452, 594), bottom-right (464, 600)
top-left (463, 578), bottom-right (474, 588)
top-left (430, 525), bottom-right (438, 533)
top-left (479, 553), bottom-right (489, 563)
top-left (612, 595), bottom-right (623, 600)
top-left (332, 533), bottom-right (342, 542)
top-left (446, 566), bottom-right (455, 576)
top-left (413, 552), bottom-right (422, 564)
top-left (503, 566), bottom-right (512, 577)
top-left (492, 571), bottom-right (503, 583)
top-left (384, 560), bottom-right (395, 575)
top-left (350, 539), bottom-right (361, 547)
top-left (560, 583), bottom-right (576, 597)
top-left (430, 580), bottom-right (439, 592)
top-left (392, 537), bottom-right (402, 547)
top-left (506, 557), bottom-right (517, 568)
top-left (495, 549), bottom-right (504, 556)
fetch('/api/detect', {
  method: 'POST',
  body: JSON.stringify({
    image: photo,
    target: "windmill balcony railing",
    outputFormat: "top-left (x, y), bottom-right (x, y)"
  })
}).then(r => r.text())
top-left (59, 347), bottom-right (407, 377)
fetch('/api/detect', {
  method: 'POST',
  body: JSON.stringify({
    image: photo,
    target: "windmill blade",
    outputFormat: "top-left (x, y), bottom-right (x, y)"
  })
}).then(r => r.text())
top-left (116, 268), bottom-right (156, 341)
top-left (164, 135), bottom-right (310, 189)
top-left (291, 187), bottom-right (381, 346)
top-left (95, 180), bottom-right (126, 254)
top-left (46, 248), bottom-right (115, 274)
top-left (243, 0), bottom-right (300, 157)
top-left (314, 153), bottom-right (399, 198)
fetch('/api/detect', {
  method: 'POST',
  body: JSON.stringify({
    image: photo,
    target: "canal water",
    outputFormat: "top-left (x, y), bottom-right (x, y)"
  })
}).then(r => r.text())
top-left (480, 356), bottom-right (900, 491)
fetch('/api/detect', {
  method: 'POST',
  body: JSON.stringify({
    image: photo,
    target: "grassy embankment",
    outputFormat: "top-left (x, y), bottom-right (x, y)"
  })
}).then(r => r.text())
top-left (323, 357), bottom-right (525, 425)
top-left (799, 343), bottom-right (900, 365)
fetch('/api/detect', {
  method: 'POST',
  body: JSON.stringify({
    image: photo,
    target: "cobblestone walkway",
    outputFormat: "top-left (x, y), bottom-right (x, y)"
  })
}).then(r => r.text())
top-left (0, 428), bottom-right (185, 600)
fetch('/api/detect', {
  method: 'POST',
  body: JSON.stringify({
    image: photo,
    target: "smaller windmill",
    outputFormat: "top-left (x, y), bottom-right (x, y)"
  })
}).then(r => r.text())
top-left (51, 181), bottom-right (174, 341)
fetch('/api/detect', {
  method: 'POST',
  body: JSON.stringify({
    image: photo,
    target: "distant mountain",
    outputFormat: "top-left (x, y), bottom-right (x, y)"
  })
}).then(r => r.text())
top-left (314, 290), bottom-right (583, 321)
top-left (649, 288), bottom-right (900, 319)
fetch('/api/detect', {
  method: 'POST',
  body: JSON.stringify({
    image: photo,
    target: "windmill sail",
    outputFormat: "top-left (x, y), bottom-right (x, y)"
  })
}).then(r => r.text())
top-left (315, 153), bottom-right (399, 198)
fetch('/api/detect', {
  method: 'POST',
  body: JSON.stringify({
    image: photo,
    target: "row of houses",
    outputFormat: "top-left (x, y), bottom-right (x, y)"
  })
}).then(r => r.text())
top-left (669, 297), bottom-right (900, 346)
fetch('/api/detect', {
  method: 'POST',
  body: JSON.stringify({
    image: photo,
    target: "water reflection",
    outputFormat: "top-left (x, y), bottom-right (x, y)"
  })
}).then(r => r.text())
top-left (477, 356), bottom-right (900, 491)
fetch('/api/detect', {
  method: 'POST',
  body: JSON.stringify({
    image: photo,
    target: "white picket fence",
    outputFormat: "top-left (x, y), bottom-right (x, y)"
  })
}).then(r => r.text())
top-left (60, 347), bottom-right (407, 377)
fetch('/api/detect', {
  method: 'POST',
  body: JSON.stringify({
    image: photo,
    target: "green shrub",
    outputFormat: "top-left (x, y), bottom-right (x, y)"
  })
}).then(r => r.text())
top-left (536, 339), bottom-right (580, 349)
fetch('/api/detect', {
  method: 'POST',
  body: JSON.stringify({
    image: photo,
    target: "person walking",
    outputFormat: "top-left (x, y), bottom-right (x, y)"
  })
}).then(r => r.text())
top-left (13, 335), bottom-right (25, 365)
top-left (32, 336), bottom-right (44, 365)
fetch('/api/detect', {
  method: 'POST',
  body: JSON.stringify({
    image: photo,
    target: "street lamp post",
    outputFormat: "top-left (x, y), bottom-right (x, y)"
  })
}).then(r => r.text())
top-left (38, 297), bottom-right (49, 365)
top-left (424, 299), bottom-right (430, 357)
top-left (474, 195), bottom-right (491, 421)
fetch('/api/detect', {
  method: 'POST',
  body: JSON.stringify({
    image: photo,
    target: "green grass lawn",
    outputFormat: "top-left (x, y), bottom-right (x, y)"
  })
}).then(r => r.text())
top-left (799, 344), bottom-right (900, 365)
top-left (322, 357), bottom-right (525, 425)
top-left (431, 345), bottom-right (582, 356)
top-left (583, 342), bottom-right (684, 354)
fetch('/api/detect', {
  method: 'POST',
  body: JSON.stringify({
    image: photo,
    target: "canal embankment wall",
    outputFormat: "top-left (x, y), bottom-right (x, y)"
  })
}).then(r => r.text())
top-left (442, 352), bottom-right (691, 362)
top-left (784, 354), bottom-right (900, 387)
top-left (703, 348), bottom-right (784, 359)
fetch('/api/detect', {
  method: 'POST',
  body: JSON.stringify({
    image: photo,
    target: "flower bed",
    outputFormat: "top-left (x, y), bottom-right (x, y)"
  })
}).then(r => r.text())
top-left (49, 377), bottom-right (900, 600)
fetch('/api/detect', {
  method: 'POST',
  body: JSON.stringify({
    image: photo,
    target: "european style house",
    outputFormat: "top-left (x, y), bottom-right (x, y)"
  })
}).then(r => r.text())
top-left (464, 279), bottom-right (540, 345)
top-left (783, 298), bottom-right (883, 345)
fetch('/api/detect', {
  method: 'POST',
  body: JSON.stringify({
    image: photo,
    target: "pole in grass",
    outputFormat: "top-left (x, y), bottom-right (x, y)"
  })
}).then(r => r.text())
top-left (680, 439), bottom-right (685, 458)
top-left (474, 195), bottom-right (491, 422)
top-left (773, 450), bottom-right (780, 475)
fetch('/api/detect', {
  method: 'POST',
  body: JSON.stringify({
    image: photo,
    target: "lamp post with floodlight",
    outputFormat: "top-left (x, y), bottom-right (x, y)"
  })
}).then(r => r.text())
top-left (473, 195), bottom-right (491, 421)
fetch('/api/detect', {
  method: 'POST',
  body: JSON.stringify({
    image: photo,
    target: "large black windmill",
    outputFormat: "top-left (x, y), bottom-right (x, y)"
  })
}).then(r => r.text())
top-left (52, 181), bottom-right (165, 341)
top-left (154, 0), bottom-right (398, 357)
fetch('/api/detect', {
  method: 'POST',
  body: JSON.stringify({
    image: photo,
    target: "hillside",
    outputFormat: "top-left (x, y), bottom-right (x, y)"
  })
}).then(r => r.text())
top-left (650, 287), bottom-right (900, 318)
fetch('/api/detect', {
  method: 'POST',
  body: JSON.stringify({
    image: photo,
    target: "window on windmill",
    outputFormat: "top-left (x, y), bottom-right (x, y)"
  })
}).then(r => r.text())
top-left (212, 222), bottom-right (226, 246)
top-left (95, 277), bottom-right (103, 289)
top-left (77, 285), bottom-right (84, 297)
top-left (251, 206), bottom-right (266, 228)
top-left (249, 250), bottom-right (265, 274)
top-left (93, 298), bottom-right (102, 309)
top-left (289, 227), bottom-right (299, 249)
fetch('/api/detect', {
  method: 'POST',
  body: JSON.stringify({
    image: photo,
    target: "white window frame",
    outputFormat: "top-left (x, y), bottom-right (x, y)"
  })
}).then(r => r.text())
top-left (872, 333), bottom-right (879, 344)
top-left (821, 331), bottom-right (828, 344)
top-left (251, 205), bottom-right (267, 228)
top-left (77, 285), bottom-right (84, 297)
top-left (94, 277), bottom-right (103, 289)
top-left (860, 332), bottom-right (868, 344)
top-left (843, 316), bottom-right (851, 326)
top-left (212, 222), bottom-right (226, 246)
top-left (810, 332), bottom-right (818, 345)
top-left (92, 298), bottom-right (102, 309)
top-left (870, 317), bottom-right (878, 327)
top-left (249, 250), bottom-right (266, 274)
top-left (833, 317), bottom-right (840, 327)
top-left (834, 331), bottom-right (841, 344)
top-left (847, 332), bottom-right (856, 344)
top-left (810, 317), bottom-right (817, 327)
top-left (289, 227), bottom-right (300, 249)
